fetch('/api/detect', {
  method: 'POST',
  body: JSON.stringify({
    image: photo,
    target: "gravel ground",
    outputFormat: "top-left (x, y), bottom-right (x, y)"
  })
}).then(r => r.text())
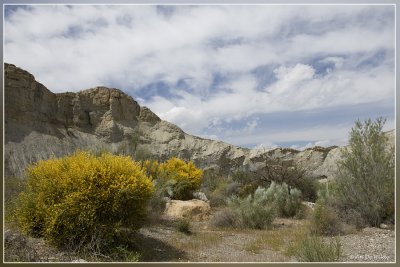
top-left (137, 216), bottom-right (395, 263)
top-left (4, 218), bottom-right (395, 263)
top-left (339, 227), bottom-right (395, 262)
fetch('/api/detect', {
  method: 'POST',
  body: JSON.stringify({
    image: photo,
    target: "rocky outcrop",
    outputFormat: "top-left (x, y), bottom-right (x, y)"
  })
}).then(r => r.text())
top-left (164, 199), bottom-right (211, 221)
top-left (4, 63), bottom-right (395, 181)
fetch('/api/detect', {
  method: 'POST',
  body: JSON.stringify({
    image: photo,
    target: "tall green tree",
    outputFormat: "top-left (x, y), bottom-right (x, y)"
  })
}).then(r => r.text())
top-left (335, 117), bottom-right (394, 227)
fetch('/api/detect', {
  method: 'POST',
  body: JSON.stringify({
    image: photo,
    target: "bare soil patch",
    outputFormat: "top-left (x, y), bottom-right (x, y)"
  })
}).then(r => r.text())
top-left (4, 215), bottom-right (395, 263)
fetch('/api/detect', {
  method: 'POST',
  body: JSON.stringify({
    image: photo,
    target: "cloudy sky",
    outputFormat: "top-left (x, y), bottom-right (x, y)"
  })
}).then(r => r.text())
top-left (4, 4), bottom-right (395, 149)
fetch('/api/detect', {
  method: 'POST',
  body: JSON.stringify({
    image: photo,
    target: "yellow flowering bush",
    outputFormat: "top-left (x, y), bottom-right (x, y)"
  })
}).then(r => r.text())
top-left (141, 159), bottom-right (161, 180)
top-left (159, 157), bottom-right (203, 187)
top-left (15, 151), bottom-right (154, 251)
top-left (158, 157), bottom-right (203, 200)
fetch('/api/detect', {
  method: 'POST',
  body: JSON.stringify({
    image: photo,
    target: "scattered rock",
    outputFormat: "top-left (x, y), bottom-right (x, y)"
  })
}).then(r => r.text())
top-left (193, 191), bottom-right (209, 202)
top-left (379, 223), bottom-right (389, 229)
top-left (164, 199), bottom-right (211, 221)
top-left (71, 259), bottom-right (88, 263)
top-left (302, 201), bottom-right (315, 210)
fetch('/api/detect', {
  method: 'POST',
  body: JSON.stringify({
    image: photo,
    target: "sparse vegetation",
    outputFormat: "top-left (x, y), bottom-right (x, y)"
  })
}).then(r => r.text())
top-left (4, 230), bottom-right (40, 262)
top-left (311, 199), bottom-right (342, 236)
top-left (244, 229), bottom-right (286, 254)
top-left (4, 118), bottom-right (395, 262)
top-left (288, 230), bottom-right (342, 262)
top-left (211, 208), bottom-right (236, 228)
top-left (176, 219), bottom-right (192, 235)
top-left (309, 180), bottom-right (342, 236)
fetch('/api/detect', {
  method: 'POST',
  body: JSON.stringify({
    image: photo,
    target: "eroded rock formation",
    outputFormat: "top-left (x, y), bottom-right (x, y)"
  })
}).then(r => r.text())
top-left (4, 63), bottom-right (394, 180)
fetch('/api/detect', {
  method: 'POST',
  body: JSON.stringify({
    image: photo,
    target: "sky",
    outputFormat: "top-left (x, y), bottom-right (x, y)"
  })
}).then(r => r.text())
top-left (4, 5), bottom-right (395, 149)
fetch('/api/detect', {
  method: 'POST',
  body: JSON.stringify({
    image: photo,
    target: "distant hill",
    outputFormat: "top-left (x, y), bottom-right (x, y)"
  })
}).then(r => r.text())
top-left (4, 63), bottom-right (394, 180)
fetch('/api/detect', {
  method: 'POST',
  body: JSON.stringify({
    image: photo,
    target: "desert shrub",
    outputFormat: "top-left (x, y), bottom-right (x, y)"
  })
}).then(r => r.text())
top-left (159, 157), bottom-right (203, 188)
top-left (201, 170), bottom-right (242, 207)
top-left (211, 208), bottom-right (237, 228)
top-left (15, 151), bottom-right (154, 252)
top-left (110, 246), bottom-right (141, 262)
top-left (257, 157), bottom-right (306, 190)
top-left (290, 233), bottom-right (342, 262)
top-left (294, 202), bottom-right (312, 220)
top-left (225, 181), bottom-right (240, 196)
top-left (266, 182), bottom-right (303, 218)
top-left (228, 187), bottom-right (277, 229)
top-left (291, 176), bottom-right (319, 202)
top-left (141, 159), bottom-right (168, 219)
top-left (171, 179), bottom-right (196, 200)
top-left (4, 177), bottom-right (27, 223)
top-left (334, 118), bottom-right (395, 227)
top-left (200, 169), bottom-right (221, 191)
top-left (176, 218), bottom-right (191, 235)
top-left (208, 186), bottom-right (228, 207)
top-left (238, 181), bottom-right (265, 198)
top-left (231, 169), bottom-right (257, 185)
top-left (311, 199), bottom-right (342, 236)
top-left (146, 183), bottom-right (168, 223)
top-left (158, 157), bottom-right (203, 200)
top-left (309, 180), bottom-right (343, 235)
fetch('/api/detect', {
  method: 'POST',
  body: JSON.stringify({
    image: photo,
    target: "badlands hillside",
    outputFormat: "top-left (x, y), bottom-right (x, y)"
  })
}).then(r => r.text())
top-left (4, 63), bottom-right (394, 180)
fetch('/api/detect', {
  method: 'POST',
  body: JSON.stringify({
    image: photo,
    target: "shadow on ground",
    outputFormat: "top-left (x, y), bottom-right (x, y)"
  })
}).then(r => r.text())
top-left (127, 232), bottom-right (187, 262)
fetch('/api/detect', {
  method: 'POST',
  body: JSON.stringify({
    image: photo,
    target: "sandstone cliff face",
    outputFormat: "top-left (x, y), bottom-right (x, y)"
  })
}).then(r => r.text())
top-left (4, 63), bottom-right (394, 181)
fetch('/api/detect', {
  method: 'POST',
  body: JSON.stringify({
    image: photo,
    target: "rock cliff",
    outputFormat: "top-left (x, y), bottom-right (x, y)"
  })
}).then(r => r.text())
top-left (4, 63), bottom-right (394, 180)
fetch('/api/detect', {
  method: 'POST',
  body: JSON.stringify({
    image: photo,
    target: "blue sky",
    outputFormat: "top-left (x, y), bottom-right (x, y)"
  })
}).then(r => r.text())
top-left (4, 5), bottom-right (395, 149)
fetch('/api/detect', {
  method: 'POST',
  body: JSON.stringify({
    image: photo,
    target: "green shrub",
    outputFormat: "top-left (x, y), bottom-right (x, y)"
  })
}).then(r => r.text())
top-left (208, 190), bottom-right (227, 207)
top-left (291, 176), bottom-right (319, 202)
top-left (211, 208), bottom-right (237, 228)
top-left (334, 118), bottom-right (394, 227)
top-left (171, 180), bottom-right (196, 200)
top-left (202, 176), bottom-right (230, 207)
top-left (290, 233), bottom-right (342, 262)
top-left (266, 182), bottom-right (303, 218)
top-left (238, 181), bottom-right (264, 198)
top-left (15, 151), bottom-right (154, 252)
top-left (228, 187), bottom-right (277, 229)
top-left (146, 184), bottom-right (168, 224)
top-left (311, 199), bottom-right (342, 236)
top-left (201, 169), bottom-right (223, 192)
top-left (231, 169), bottom-right (257, 185)
top-left (110, 246), bottom-right (141, 262)
top-left (176, 219), bottom-right (191, 235)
